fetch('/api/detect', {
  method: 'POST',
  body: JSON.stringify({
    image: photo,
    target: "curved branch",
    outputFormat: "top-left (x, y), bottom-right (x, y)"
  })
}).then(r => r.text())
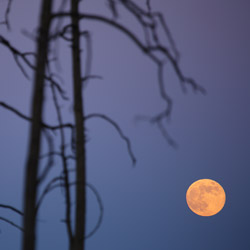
top-left (85, 183), bottom-right (104, 239)
top-left (0, 216), bottom-right (24, 232)
top-left (52, 12), bottom-right (202, 94)
top-left (36, 177), bottom-right (62, 213)
top-left (36, 176), bottom-right (104, 239)
top-left (0, 0), bottom-right (13, 30)
top-left (156, 120), bottom-right (177, 148)
top-left (51, 12), bottom-right (160, 64)
top-left (0, 35), bottom-right (35, 78)
top-left (0, 204), bottom-right (23, 216)
top-left (0, 36), bottom-right (69, 100)
top-left (85, 113), bottom-right (136, 165)
top-left (51, 11), bottom-right (205, 100)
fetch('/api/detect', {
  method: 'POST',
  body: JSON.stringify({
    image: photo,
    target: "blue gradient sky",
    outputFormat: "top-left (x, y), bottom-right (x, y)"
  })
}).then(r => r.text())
top-left (0, 0), bottom-right (250, 249)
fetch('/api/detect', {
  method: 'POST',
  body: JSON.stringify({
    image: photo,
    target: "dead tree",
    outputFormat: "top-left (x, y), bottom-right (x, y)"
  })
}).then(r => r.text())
top-left (0, 1), bottom-right (205, 250)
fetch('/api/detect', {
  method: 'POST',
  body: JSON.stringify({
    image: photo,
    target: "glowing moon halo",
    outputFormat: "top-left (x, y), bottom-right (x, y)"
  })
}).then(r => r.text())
top-left (186, 179), bottom-right (226, 216)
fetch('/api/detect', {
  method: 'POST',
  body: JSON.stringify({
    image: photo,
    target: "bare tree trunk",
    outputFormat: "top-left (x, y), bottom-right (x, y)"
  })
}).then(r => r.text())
top-left (22, 1), bottom-right (52, 250)
top-left (71, 1), bottom-right (86, 250)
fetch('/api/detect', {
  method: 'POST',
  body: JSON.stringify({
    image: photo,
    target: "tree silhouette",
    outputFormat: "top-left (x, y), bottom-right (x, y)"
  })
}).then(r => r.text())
top-left (0, 1), bottom-right (205, 250)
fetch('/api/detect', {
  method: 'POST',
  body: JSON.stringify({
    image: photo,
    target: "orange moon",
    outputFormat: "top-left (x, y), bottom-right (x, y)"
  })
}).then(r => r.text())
top-left (186, 179), bottom-right (226, 216)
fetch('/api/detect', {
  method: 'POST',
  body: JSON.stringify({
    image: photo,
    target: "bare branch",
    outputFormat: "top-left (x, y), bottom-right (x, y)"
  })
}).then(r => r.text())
top-left (40, 151), bottom-right (75, 161)
top-left (146, 0), bottom-right (151, 12)
top-left (0, 35), bottom-right (35, 78)
top-left (121, 0), bottom-right (180, 60)
top-left (46, 73), bottom-right (69, 101)
top-left (49, 70), bottom-right (73, 240)
top-left (36, 175), bottom-right (104, 239)
top-left (51, 12), bottom-right (205, 95)
top-left (107, 0), bottom-right (118, 19)
top-left (0, 216), bottom-right (24, 232)
top-left (51, 12), bottom-right (159, 62)
top-left (36, 176), bottom-right (62, 213)
top-left (0, 0), bottom-right (13, 30)
top-left (50, 24), bottom-right (74, 41)
top-left (85, 183), bottom-right (104, 239)
top-left (0, 204), bottom-right (23, 216)
top-left (82, 30), bottom-right (92, 88)
top-left (148, 45), bottom-right (206, 94)
top-left (81, 75), bottom-right (103, 83)
top-left (156, 62), bottom-right (172, 118)
top-left (50, 7), bottom-right (205, 147)
top-left (152, 12), bottom-right (180, 61)
top-left (0, 101), bottom-right (32, 122)
top-left (0, 101), bottom-right (74, 131)
top-left (38, 130), bottom-right (55, 183)
top-left (85, 113), bottom-right (136, 165)
top-left (156, 120), bottom-right (177, 148)
top-left (0, 36), bottom-right (70, 99)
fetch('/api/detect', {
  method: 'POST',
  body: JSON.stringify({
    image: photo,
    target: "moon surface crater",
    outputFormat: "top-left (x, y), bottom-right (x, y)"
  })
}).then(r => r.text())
top-left (186, 179), bottom-right (226, 216)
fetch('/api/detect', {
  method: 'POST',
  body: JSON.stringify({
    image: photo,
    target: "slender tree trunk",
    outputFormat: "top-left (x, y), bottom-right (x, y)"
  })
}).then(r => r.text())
top-left (22, 1), bottom-right (52, 250)
top-left (71, 1), bottom-right (86, 250)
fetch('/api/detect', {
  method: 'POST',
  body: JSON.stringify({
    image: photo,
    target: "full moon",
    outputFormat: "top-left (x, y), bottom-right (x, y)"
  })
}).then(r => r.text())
top-left (186, 179), bottom-right (226, 216)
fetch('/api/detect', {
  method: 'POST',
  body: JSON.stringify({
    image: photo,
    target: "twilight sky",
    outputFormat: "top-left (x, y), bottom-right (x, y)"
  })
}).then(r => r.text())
top-left (0, 0), bottom-right (250, 250)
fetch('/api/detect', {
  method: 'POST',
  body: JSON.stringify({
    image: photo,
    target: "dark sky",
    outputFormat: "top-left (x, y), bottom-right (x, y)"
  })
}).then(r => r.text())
top-left (0, 0), bottom-right (250, 249)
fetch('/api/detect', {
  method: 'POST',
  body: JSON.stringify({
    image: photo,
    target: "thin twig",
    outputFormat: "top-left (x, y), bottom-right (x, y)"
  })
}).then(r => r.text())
top-left (49, 70), bottom-right (73, 240)
top-left (85, 183), bottom-right (104, 239)
top-left (0, 204), bottom-right (23, 216)
top-left (0, 0), bottom-right (13, 30)
top-left (85, 113), bottom-right (136, 165)
top-left (38, 130), bottom-right (55, 183)
top-left (0, 216), bottom-right (24, 231)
